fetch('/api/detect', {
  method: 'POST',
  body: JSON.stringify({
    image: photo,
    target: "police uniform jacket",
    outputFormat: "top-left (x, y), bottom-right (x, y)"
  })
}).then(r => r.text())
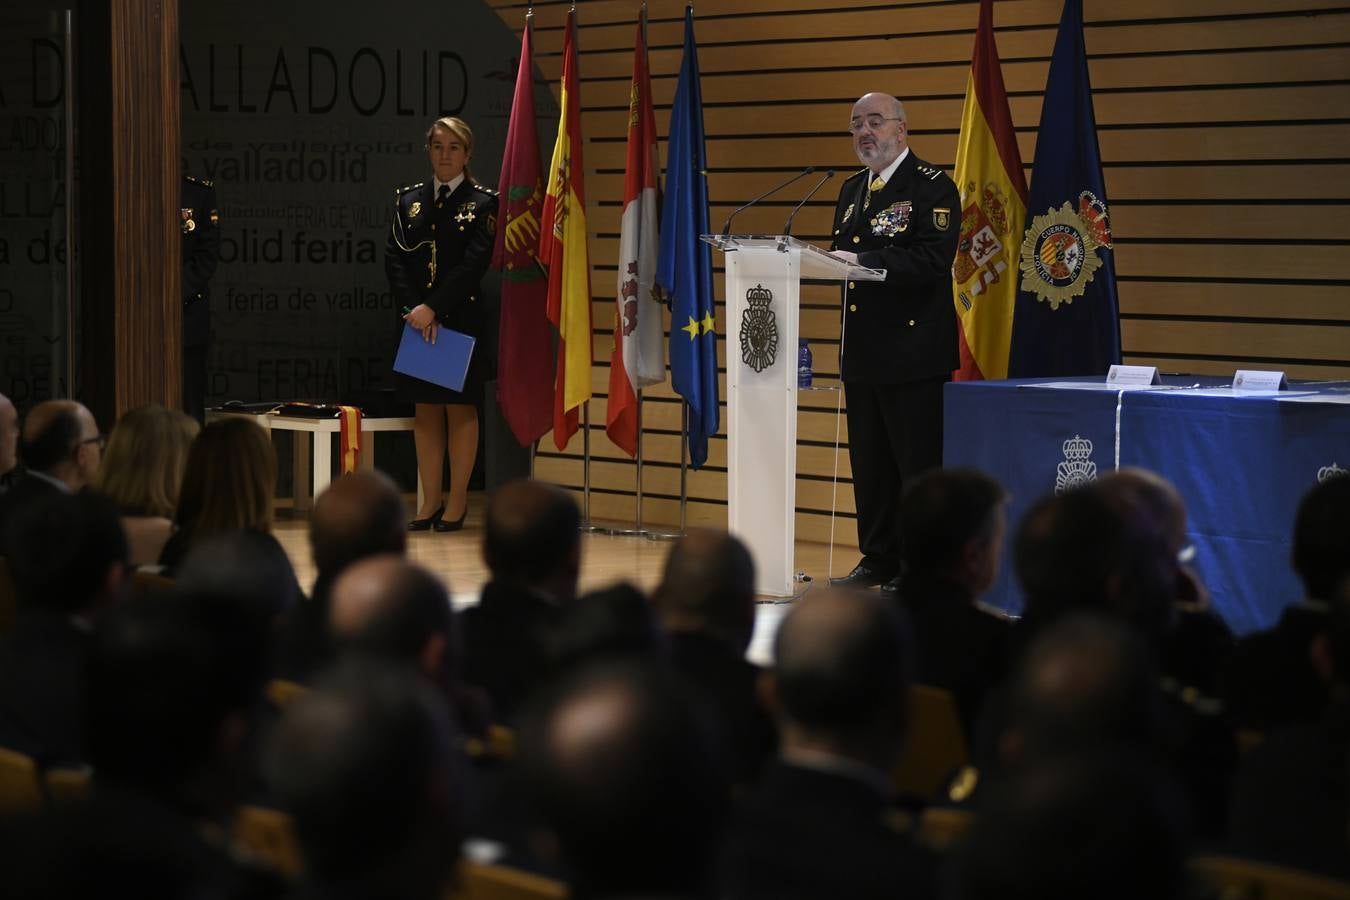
top-left (181, 175), bottom-right (220, 349)
top-left (830, 152), bottom-right (960, 384)
top-left (385, 177), bottom-right (498, 339)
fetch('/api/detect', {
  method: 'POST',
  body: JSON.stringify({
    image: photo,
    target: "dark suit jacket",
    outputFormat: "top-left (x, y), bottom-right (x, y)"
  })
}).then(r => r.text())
top-left (181, 175), bottom-right (221, 349)
top-left (0, 472), bottom-right (64, 555)
top-left (727, 761), bottom-right (936, 900)
top-left (458, 580), bottom-right (562, 722)
top-left (667, 631), bottom-right (777, 785)
top-left (896, 572), bottom-right (1011, 735)
top-left (0, 609), bottom-right (90, 764)
top-left (830, 152), bottom-right (961, 384)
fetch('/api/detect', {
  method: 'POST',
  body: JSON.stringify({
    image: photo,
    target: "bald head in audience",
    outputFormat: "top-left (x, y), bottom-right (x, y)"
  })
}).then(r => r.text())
top-left (329, 556), bottom-right (454, 675)
top-left (0, 393), bottom-right (17, 477)
top-left (309, 470), bottom-right (406, 585)
top-left (653, 528), bottom-right (756, 651)
top-left (522, 663), bottom-right (730, 898)
top-left (769, 587), bottom-right (912, 770)
top-left (21, 399), bottom-right (101, 490)
top-left (483, 478), bottom-right (581, 604)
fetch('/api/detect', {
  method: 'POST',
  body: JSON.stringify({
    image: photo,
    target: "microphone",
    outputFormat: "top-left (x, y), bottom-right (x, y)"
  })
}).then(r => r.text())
top-left (778, 169), bottom-right (835, 250)
top-left (721, 166), bottom-right (815, 238)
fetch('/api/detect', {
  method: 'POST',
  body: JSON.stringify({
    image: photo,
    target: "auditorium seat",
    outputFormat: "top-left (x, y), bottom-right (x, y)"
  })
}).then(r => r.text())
top-left (265, 678), bottom-right (309, 710)
top-left (233, 804), bottom-right (304, 877)
top-left (916, 806), bottom-right (977, 852)
top-left (451, 861), bottom-right (568, 900)
top-left (0, 746), bottom-right (43, 816)
top-left (892, 685), bottom-right (970, 800)
top-left (130, 569), bottom-right (175, 598)
top-left (1191, 855), bottom-right (1350, 900)
top-left (42, 765), bottom-right (91, 806)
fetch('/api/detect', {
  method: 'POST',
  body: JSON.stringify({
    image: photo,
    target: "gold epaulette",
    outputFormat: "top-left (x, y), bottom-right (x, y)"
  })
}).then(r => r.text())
top-left (185, 174), bottom-right (214, 188)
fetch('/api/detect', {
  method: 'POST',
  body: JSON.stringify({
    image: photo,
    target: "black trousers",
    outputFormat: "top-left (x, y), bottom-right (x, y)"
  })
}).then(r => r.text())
top-left (844, 376), bottom-right (947, 574)
top-left (183, 342), bottom-right (207, 424)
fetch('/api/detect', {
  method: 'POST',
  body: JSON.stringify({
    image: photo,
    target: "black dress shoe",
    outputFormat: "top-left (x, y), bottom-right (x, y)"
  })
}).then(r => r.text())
top-left (829, 563), bottom-right (891, 588)
top-left (878, 575), bottom-right (903, 596)
top-left (433, 506), bottom-right (468, 533)
top-left (408, 506), bottom-right (444, 532)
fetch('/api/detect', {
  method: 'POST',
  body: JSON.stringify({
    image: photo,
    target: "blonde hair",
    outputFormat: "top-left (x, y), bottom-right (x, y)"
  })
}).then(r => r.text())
top-left (425, 116), bottom-right (475, 178)
top-left (92, 405), bottom-right (199, 517)
top-left (174, 417), bottom-right (277, 542)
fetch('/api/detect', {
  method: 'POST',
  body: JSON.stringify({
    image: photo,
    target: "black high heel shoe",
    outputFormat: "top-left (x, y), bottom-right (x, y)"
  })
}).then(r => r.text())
top-left (433, 506), bottom-right (468, 533)
top-left (408, 505), bottom-right (444, 532)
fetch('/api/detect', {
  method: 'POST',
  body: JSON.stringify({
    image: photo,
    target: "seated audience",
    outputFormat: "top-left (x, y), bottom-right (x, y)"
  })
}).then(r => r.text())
top-left (0, 492), bottom-right (128, 764)
top-left (0, 391), bottom-right (17, 486)
top-left (1, 592), bottom-right (282, 900)
top-left (1226, 474), bottom-right (1350, 729)
top-left (274, 470), bottom-right (405, 682)
top-left (1097, 468), bottom-right (1232, 697)
top-left (893, 468), bottom-right (1011, 732)
top-left (1227, 571), bottom-right (1350, 877)
top-left (91, 405), bottom-right (198, 567)
top-left (460, 479), bottom-right (580, 721)
top-left (176, 530), bottom-right (303, 633)
top-left (548, 581), bottom-right (662, 673)
top-left (0, 399), bottom-right (103, 538)
top-left (520, 662), bottom-right (731, 900)
top-left (945, 752), bottom-right (1190, 900)
top-left (652, 527), bottom-right (776, 784)
top-left (267, 661), bottom-right (463, 900)
top-left (158, 417), bottom-right (275, 575)
top-left (727, 587), bottom-right (935, 900)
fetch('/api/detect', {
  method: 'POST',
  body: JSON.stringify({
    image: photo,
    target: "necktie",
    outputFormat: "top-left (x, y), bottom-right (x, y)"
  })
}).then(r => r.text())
top-left (865, 175), bottom-right (885, 210)
top-left (437, 184), bottom-right (450, 205)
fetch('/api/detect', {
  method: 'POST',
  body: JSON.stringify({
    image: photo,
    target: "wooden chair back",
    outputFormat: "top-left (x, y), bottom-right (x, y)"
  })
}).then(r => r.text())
top-left (451, 861), bottom-right (567, 900)
top-left (893, 685), bottom-right (970, 800)
top-left (1190, 855), bottom-right (1350, 900)
top-left (233, 804), bottom-right (304, 878)
top-left (0, 746), bottom-right (43, 816)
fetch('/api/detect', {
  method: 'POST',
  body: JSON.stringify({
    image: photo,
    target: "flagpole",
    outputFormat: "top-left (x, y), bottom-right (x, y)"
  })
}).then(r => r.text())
top-left (646, 400), bottom-right (687, 542)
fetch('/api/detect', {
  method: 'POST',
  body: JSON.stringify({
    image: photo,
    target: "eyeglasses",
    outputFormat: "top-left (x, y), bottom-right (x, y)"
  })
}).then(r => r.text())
top-left (848, 115), bottom-right (904, 135)
top-left (78, 434), bottom-right (107, 451)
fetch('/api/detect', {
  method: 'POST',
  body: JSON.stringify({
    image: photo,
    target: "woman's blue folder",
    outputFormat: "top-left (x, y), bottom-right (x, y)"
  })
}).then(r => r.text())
top-left (393, 322), bottom-right (476, 391)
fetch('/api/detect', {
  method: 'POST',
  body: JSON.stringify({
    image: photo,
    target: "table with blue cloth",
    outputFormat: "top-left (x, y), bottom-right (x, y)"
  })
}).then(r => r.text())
top-left (943, 376), bottom-right (1350, 635)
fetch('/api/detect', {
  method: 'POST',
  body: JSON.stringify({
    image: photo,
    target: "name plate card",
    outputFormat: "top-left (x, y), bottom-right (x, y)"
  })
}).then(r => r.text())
top-left (1232, 369), bottom-right (1288, 392)
top-left (1106, 365), bottom-right (1161, 386)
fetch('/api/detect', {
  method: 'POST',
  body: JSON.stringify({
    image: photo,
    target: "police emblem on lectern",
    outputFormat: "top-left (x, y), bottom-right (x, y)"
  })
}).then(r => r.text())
top-left (739, 283), bottom-right (778, 374)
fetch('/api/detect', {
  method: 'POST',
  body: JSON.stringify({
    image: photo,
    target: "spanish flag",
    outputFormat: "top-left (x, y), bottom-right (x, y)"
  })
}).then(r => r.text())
top-left (540, 8), bottom-right (593, 450)
top-left (951, 0), bottom-right (1027, 381)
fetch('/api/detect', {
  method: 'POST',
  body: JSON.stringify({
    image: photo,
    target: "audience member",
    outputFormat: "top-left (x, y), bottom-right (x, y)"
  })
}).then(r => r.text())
top-left (548, 581), bottom-right (662, 673)
top-left (1098, 468), bottom-right (1232, 697)
top-left (91, 405), bottom-right (199, 566)
top-left (727, 587), bottom-right (934, 900)
top-left (1227, 474), bottom-right (1350, 729)
top-left (158, 416), bottom-right (276, 575)
top-left (274, 470), bottom-right (405, 682)
top-left (520, 662), bottom-right (731, 899)
top-left (0, 391), bottom-right (18, 484)
top-left (0, 399), bottom-right (102, 538)
top-left (944, 752), bottom-right (1190, 900)
top-left (177, 529), bottom-right (303, 634)
top-left (652, 527), bottom-right (776, 784)
top-left (329, 555), bottom-right (488, 737)
top-left (268, 661), bottom-right (463, 900)
top-left (1226, 571), bottom-right (1350, 877)
top-left (0, 491), bottom-right (128, 763)
top-left (460, 479), bottom-right (580, 721)
top-left (893, 468), bottom-right (1011, 732)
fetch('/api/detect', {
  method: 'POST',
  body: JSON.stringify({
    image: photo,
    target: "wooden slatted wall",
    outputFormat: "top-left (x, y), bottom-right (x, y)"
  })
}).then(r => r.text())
top-left (488, 0), bottom-right (1350, 541)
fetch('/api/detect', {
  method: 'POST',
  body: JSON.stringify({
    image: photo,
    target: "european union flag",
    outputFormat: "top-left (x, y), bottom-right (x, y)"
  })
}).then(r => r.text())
top-left (657, 6), bottom-right (718, 470)
top-left (1008, 0), bottom-right (1121, 377)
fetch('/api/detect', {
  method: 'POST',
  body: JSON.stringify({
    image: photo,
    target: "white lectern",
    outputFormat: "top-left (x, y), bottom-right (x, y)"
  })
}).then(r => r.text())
top-left (701, 234), bottom-right (886, 597)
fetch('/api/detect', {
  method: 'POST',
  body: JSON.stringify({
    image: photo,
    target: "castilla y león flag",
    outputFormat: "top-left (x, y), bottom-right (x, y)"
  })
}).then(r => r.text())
top-left (492, 16), bottom-right (554, 446)
top-left (539, 8), bottom-right (594, 450)
top-left (952, 0), bottom-right (1027, 381)
top-left (606, 12), bottom-right (665, 458)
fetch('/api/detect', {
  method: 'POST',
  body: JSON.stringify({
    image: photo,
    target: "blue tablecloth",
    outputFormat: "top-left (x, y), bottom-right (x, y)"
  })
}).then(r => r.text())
top-left (944, 377), bottom-right (1350, 635)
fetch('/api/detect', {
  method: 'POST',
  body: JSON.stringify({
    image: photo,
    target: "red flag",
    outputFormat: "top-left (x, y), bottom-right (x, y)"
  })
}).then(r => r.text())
top-left (605, 12), bottom-right (664, 458)
top-left (492, 17), bottom-right (555, 446)
top-left (540, 9), bottom-right (593, 450)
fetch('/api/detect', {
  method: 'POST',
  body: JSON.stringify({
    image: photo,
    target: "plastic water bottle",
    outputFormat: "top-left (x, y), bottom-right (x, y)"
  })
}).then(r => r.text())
top-left (798, 338), bottom-right (813, 389)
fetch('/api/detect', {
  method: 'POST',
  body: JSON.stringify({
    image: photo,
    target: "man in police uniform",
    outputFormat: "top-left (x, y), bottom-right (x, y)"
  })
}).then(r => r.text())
top-left (181, 174), bottom-right (220, 422)
top-left (828, 92), bottom-right (961, 592)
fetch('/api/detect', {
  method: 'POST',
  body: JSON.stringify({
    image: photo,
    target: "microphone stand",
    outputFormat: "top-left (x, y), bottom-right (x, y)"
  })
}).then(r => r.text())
top-left (720, 166), bottom-right (816, 241)
top-left (778, 170), bottom-right (835, 251)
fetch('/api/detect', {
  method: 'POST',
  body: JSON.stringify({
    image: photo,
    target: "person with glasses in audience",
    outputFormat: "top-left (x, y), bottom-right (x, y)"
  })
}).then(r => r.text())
top-left (828, 93), bottom-right (962, 594)
top-left (0, 400), bottom-right (105, 540)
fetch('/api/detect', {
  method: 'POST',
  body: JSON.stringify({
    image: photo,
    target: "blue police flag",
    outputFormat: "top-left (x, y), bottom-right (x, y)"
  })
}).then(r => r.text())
top-left (656, 6), bottom-right (718, 469)
top-left (1008, 0), bottom-right (1121, 377)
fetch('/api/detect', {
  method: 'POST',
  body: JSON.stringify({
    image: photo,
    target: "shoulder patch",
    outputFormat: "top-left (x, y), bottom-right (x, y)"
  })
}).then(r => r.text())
top-left (916, 164), bottom-right (942, 181)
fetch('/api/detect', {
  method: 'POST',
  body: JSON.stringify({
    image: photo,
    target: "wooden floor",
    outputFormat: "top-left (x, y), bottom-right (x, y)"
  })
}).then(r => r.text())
top-left (271, 491), bottom-right (861, 666)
